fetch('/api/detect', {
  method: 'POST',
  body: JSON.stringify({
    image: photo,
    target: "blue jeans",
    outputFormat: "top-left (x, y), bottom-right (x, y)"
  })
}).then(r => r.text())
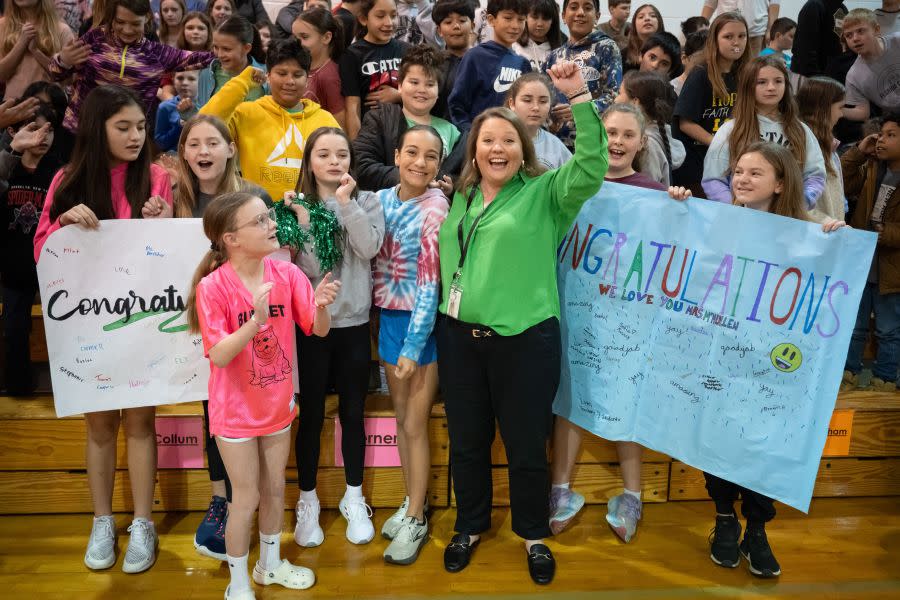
top-left (2, 284), bottom-right (37, 394)
top-left (844, 282), bottom-right (900, 383)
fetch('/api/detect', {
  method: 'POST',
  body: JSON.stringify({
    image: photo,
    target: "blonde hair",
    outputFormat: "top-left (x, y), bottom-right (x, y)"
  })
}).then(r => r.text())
top-left (174, 115), bottom-right (243, 218)
top-left (842, 8), bottom-right (879, 31)
top-left (186, 191), bottom-right (257, 332)
top-left (602, 103), bottom-right (647, 171)
top-left (0, 0), bottom-right (66, 56)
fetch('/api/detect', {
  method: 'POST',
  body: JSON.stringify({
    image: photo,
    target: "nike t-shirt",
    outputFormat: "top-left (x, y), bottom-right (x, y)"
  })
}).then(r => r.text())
top-left (339, 38), bottom-right (410, 120)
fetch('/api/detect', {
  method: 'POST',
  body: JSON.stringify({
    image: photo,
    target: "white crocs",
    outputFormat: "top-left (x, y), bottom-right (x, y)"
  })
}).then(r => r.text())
top-left (252, 559), bottom-right (315, 590)
top-left (223, 584), bottom-right (256, 600)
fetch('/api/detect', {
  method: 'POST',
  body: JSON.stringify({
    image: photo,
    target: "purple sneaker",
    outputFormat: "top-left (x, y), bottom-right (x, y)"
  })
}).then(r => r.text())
top-left (549, 487), bottom-right (585, 535)
top-left (606, 493), bottom-right (642, 543)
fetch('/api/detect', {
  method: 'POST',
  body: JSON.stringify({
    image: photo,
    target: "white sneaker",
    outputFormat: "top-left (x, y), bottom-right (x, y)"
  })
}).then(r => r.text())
top-left (381, 496), bottom-right (431, 540)
top-left (383, 516), bottom-right (429, 565)
top-left (339, 494), bottom-right (375, 544)
top-left (294, 497), bottom-right (324, 547)
top-left (122, 518), bottom-right (157, 573)
top-left (84, 515), bottom-right (117, 570)
top-left (381, 496), bottom-right (409, 540)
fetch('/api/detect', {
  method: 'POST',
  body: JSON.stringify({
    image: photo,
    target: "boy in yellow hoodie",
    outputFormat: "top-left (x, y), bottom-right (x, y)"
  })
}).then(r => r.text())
top-left (200, 38), bottom-right (340, 200)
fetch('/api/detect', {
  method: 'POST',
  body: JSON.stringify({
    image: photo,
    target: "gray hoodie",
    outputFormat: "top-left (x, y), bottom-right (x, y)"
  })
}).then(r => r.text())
top-left (293, 191), bottom-right (385, 328)
top-left (640, 123), bottom-right (686, 187)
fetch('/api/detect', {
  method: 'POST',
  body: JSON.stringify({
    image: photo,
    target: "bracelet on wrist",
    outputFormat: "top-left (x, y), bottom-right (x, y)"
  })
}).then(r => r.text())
top-left (251, 313), bottom-right (266, 327)
top-left (565, 87), bottom-right (591, 102)
top-left (8, 148), bottom-right (23, 158)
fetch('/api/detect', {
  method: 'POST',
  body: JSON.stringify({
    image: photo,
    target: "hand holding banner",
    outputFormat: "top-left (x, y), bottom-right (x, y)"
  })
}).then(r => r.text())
top-left (37, 219), bottom-right (210, 417)
top-left (554, 183), bottom-right (876, 512)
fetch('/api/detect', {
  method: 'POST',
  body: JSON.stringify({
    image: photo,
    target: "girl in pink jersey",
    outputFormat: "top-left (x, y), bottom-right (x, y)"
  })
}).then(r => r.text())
top-left (186, 191), bottom-right (341, 599)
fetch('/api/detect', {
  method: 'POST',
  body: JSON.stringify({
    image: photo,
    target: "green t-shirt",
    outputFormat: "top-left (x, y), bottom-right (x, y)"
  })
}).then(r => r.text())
top-left (405, 115), bottom-right (460, 159)
top-left (437, 102), bottom-right (609, 335)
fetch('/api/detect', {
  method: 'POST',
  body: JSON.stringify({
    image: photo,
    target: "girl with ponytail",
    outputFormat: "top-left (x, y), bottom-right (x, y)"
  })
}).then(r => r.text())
top-left (616, 70), bottom-right (685, 187)
top-left (196, 14), bottom-right (267, 109)
top-left (186, 189), bottom-right (340, 599)
top-left (174, 114), bottom-right (271, 562)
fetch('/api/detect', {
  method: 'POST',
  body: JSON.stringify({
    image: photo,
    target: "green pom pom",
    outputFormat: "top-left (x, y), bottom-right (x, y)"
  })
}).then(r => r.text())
top-left (274, 197), bottom-right (343, 273)
top-left (274, 200), bottom-right (308, 249)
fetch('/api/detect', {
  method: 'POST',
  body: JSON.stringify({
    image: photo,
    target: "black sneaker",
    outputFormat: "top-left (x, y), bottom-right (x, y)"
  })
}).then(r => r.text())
top-left (740, 526), bottom-right (781, 578)
top-left (708, 514), bottom-right (742, 568)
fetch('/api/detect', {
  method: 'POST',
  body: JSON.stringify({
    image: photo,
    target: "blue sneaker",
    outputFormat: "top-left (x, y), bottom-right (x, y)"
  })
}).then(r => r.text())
top-left (549, 487), bottom-right (585, 535)
top-left (194, 496), bottom-right (227, 560)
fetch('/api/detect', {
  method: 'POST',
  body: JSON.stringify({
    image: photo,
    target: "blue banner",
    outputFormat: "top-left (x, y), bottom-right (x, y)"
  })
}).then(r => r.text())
top-left (553, 183), bottom-right (877, 512)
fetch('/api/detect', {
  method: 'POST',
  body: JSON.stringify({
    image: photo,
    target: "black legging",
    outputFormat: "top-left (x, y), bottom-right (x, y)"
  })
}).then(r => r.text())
top-left (202, 400), bottom-right (232, 502)
top-left (295, 323), bottom-right (370, 491)
top-left (704, 472), bottom-right (776, 524)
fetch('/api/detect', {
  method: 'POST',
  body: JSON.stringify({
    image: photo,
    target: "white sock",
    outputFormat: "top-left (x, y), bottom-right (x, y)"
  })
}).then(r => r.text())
top-left (624, 488), bottom-right (641, 501)
top-left (300, 489), bottom-right (318, 504)
top-left (258, 532), bottom-right (281, 571)
top-left (344, 484), bottom-right (363, 499)
top-left (226, 553), bottom-right (251, 593)
top-left (552, 482), bottom-right (570, 491)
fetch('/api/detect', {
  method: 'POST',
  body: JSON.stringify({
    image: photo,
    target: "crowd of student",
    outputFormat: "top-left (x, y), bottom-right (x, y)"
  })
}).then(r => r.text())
top-left (0, 0), bottom-right (898, 596)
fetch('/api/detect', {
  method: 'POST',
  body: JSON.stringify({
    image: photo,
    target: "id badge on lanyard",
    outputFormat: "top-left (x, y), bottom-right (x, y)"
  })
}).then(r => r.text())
top-left (450, 187), bottom-right (490, 319)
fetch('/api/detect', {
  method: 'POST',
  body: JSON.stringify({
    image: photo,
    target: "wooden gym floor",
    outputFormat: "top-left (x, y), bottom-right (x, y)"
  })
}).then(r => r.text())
top-left (0, 498), bottom-right (898, 599)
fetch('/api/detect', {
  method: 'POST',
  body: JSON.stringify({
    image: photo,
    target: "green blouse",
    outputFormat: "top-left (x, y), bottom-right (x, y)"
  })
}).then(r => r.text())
top-left (438, 101), bottom-right (610, 335)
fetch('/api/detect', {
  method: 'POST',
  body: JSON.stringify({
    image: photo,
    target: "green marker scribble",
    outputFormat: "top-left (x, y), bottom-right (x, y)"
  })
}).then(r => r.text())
top-left (158, 311), bottom-right (189, 333)
top-left (102, 310), bottom-right (188, 333)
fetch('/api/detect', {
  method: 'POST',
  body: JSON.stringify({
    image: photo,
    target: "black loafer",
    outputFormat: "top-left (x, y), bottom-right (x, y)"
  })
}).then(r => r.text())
top-left (527, 543), bottom-right (555, 584)
top-left (444, 533), bottom-right (479, 573)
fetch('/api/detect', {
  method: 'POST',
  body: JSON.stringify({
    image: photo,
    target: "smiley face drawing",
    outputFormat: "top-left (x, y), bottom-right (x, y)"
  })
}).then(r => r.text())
top-left (771, 343), bottom-right (802, 373)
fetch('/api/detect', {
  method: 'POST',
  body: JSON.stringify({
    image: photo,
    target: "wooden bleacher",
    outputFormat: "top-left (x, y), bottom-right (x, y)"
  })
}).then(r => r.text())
top-left (1, 390), bottom-right (897, 515)
top-left (1, 308), bottom-right (897, 515)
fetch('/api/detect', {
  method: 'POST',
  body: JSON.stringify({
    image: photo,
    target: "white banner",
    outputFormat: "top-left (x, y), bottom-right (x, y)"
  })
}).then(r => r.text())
top-left (37, 220), bottom-right (210, 417)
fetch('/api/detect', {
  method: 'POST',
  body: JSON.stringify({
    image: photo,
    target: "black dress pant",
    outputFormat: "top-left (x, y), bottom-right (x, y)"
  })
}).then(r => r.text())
top-left (437, 316), bottom-right (560, 540)
top-left (295, 323), bottom-right (370, 491)
top-left (704, 472), bottom-right (776, 524)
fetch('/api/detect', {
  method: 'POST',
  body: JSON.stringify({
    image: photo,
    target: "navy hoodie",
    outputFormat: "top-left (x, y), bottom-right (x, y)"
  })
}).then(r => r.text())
top-left (447, 41), bottom-right (531, 131)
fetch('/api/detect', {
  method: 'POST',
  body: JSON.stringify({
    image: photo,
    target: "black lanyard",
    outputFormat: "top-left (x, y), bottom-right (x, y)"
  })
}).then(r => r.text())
top-left (455, 186), bottom-right (494, 277)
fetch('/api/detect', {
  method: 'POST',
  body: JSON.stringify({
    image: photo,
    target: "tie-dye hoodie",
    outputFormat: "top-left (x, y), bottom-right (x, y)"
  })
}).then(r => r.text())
top-left (49, 27), bottom-right (214, 132)
top-left (372, 186), bottom-right (449, 363)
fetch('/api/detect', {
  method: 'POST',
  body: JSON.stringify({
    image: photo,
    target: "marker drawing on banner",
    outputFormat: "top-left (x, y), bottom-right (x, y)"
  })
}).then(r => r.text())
top-left (36, 220), bottom-right (211, 417)
top-left (554, 183), bottom-right (876, 512)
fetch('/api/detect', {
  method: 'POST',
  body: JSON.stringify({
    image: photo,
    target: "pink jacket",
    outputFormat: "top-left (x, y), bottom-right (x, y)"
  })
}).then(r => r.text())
top-left (33, 163), bottom-right (172, 262)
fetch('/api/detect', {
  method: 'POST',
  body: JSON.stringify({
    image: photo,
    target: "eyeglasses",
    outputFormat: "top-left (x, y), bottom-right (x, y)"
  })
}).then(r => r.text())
top-left (238, 207), bottom-right (277, 230)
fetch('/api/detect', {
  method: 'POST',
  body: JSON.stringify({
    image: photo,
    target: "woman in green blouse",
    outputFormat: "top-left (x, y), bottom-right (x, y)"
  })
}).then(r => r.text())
top-left (436, 61), bottom-right (609, 585)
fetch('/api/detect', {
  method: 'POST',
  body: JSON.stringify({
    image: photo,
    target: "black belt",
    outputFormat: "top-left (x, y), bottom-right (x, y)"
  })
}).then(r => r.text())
top-left (445, 316), bottom-right (499, 338)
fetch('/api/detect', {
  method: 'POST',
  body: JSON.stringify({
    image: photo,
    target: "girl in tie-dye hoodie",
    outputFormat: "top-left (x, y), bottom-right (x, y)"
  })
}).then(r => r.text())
top-left (48, 0), bottom-right (214, 132)
top-left (371, 124), bottom-right (449, 565)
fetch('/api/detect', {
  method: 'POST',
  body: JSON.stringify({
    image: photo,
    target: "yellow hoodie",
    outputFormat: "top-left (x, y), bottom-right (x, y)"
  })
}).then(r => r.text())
top-left (200, 66), bottom-right (340, 201)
